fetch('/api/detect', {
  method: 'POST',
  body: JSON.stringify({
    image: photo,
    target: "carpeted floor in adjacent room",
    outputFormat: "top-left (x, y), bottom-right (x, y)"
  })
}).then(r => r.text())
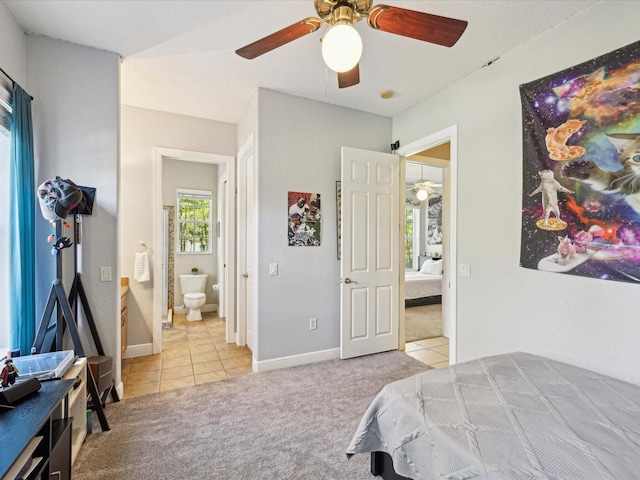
top-left (73, 351), bottom-right (430, 480)
top-left (404, 303), bottom-right (442, 343)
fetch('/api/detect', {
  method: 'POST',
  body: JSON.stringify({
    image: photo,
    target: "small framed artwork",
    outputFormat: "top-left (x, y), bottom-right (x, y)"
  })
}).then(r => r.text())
top-left (288, 191), bottom-right (321, 246)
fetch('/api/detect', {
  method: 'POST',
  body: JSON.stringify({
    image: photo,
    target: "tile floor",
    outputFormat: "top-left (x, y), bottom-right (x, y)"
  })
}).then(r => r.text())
top-left (122, 312), bottom-right (448, 398)
top-left (404, 336), bottom-right (450, 369)
top-left (121, 312), bottom-right (252, 398)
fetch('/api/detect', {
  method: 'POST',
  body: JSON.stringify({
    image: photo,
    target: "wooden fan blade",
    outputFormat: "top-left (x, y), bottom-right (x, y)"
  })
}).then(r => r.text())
top-left (337, 64), bottom-right (360, 89)
top-left (368, 5), bottom-right (467, 47)
top-left (236, 17), bottom-right (322, 59)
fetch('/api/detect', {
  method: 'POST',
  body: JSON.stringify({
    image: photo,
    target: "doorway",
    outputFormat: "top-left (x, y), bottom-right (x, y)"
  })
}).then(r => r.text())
top-left (236, 135), bottom-right (254, 352)
top-left (398, 126), bottom-right (458, 364)
top-left (151, 147), bottom-right (236, 355)
top-left (404, 158), bottom-right (445, 344)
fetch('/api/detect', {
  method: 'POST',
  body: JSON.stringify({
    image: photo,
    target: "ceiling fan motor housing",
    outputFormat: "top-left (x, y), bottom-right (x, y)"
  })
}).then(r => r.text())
top-left (314, 0), bottom-right (372, 22)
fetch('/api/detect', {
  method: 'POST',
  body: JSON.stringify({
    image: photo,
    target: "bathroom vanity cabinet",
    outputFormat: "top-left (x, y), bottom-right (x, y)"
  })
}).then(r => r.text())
top-left (0, 379), bottom-right (74, 480)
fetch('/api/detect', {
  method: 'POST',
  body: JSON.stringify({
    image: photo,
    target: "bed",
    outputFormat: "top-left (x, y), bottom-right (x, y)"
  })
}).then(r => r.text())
top-left (405, 258), bottom-right (442, 307)
top-left (346, 352), bottom-right (640, 480)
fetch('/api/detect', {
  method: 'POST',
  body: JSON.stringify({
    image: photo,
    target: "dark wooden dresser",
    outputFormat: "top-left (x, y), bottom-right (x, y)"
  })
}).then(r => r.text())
top-left (0, 379), bottom-right (74, 480)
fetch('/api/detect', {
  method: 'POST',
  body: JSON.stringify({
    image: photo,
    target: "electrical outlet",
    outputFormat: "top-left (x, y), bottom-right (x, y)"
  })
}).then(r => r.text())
top-left (100, 266), bottom-right (112, 282)
top-left (309, 318), bottom-right (317, 330)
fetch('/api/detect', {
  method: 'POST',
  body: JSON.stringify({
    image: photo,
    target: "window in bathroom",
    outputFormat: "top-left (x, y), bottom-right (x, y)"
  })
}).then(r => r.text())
top-left (177, 188), bottom-right (213, 254)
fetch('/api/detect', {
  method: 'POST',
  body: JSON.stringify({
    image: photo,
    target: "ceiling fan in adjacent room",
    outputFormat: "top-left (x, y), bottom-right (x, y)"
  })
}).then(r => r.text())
top-left (235, 0), bottom-right (468, 88)
top-left (410, 181), bottom-right (441, 201)
top-left (407, 166), bottom-right (442, 201)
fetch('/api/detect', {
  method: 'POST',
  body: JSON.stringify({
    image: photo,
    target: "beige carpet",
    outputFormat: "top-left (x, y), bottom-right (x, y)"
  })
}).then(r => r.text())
top-left (405, 304), bottom-right (443, 342)
top-left (74, 351), bottom-right (429, 480)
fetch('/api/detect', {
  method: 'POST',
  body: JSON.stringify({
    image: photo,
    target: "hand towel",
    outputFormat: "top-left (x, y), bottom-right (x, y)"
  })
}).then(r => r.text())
top-left (134, 251), bottom-right (150, 282)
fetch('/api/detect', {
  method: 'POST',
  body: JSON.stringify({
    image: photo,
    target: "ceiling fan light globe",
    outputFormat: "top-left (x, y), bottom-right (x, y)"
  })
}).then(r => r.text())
top-left (416, 189), bottom-right (429, 201)
top-left (322, 24), bottom-right (362, 73)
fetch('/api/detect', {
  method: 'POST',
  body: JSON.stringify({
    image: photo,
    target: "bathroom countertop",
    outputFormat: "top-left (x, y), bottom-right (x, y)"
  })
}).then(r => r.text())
top-left (121, 277), bottom-right (129, 297)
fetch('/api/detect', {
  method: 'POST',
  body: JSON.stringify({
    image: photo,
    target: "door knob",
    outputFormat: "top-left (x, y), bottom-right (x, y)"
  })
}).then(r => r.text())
top-left (242, 273), bottom-right (249, 278)
top-left (344, 277), bottom-right (357, 284)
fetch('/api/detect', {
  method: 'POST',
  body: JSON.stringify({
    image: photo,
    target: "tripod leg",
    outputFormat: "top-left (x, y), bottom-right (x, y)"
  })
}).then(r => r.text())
top-left (77, 276), bottom-right (105, 355)
top-left (86, 364), bottom-right (110, 432)
top-left (68, 275), bottom-right (78, 310)
top-left (32, 285), bottom-right (58, 354)
top-left (110, 380), bottom-right (121, 403)
top-left (54, 281), bottom-right (86, 357)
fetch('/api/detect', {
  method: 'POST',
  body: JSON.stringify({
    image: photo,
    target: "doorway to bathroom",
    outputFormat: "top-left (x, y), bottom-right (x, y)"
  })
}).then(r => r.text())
top-left (151, 147), bottom-right (236, 355)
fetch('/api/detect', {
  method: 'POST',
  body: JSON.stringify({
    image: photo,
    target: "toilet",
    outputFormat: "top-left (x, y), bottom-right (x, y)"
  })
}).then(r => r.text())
top-left (179, 273), bottom-right (208, 321)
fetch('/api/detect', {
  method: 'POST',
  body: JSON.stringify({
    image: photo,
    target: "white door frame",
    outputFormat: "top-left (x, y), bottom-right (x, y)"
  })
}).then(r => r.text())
top-left (152, 147), bottom-right (236, 354)
top-left (236, 135), bottom-right (255, 349)
top-left (218, 171), bottom-right (228, 319)
top-left (397, 125), bottom-right (458, 364)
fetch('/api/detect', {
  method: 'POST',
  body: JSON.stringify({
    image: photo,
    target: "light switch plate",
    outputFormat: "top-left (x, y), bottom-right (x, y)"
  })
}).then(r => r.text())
top-left (100, 266), bottom-right (112, 282)
top-left (458, 264), bottom-right (470, 277)
top-left (269, 263), bottom-right (278, 275)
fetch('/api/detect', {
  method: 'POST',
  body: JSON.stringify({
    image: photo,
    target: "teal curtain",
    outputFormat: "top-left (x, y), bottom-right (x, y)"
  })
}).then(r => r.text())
top-left (9, 84), bottom-right (36, 355)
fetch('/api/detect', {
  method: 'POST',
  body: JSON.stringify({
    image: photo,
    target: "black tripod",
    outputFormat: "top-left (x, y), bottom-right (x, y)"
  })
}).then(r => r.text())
top-left (32, 216), bottom-right (114, 432)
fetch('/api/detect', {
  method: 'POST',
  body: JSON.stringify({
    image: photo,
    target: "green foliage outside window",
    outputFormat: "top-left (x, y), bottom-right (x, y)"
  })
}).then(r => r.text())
top-left (178, 193), bottom-right (212, 253)
top-left (405, 208), bottom-right (415, 268)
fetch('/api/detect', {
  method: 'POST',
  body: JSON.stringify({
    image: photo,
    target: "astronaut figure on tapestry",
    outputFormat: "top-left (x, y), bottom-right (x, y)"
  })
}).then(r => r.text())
top-left (520, 39), bottom-right (640, 283)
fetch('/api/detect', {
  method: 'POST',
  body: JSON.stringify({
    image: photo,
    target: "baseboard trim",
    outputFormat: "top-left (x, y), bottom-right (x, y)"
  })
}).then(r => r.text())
top-left (174, 304), bottom-right (218, 315)
top-left (123, 343), bottom-right (153, 359)
top-left (253, 348), bottom-right (340, 372)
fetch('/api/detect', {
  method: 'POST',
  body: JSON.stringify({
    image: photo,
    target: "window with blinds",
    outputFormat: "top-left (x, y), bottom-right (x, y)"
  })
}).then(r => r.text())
top-left (177, 188), bottom-right (213, 254)
top-left (0, 74), bottom-right (11, 134)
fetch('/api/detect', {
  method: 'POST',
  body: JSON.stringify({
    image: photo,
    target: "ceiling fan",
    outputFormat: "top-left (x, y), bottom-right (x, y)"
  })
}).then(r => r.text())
top-left (235, 0), bottom-right (468, 89)
top-left (407, 166), bottom-right (442, 201)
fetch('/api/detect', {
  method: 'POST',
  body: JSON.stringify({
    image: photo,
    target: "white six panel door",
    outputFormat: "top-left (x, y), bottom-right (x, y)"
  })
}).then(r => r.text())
top-left (340, 147), bottom-right (399, 359)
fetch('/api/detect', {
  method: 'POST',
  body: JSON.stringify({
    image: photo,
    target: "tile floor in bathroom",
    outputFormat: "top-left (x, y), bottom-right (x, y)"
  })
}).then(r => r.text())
top-left (121, 312), bottom-right (252, 398)
top-left (122, 312), bottom-right (449, 398)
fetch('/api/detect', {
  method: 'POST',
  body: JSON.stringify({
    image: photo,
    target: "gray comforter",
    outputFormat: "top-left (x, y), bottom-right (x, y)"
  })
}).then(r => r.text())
top-left (346, 352), bottom-right (640, 479)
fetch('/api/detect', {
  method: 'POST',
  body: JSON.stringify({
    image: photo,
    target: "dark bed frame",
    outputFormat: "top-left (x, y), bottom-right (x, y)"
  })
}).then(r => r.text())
top-left (404, 294), bottom-right (442, 308)
top-left (371, 452), bottom-right (411, 480)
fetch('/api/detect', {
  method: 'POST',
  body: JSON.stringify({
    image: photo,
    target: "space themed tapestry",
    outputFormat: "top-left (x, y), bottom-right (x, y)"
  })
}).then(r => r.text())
top-left (520, 39), bottom-right (640, 284)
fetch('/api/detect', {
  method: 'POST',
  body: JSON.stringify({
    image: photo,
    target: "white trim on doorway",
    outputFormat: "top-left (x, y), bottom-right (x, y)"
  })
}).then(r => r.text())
top-left (397, 125), bottom-right (458, 364)
top-left (236, 135), bottom-right (254, 349)
top-left (151, 147), bottom-right (236, 354)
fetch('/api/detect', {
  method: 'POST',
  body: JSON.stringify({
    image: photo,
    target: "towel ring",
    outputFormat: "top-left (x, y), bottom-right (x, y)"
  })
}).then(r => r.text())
top-left (134, 241), bottom-right (150, 253)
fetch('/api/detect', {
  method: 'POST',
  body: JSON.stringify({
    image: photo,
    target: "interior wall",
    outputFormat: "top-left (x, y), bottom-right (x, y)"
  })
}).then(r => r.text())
top-left (26, 36), bottom-right (120, 374)
top-left (162, 158), bottom-right (219, 308)
top-left (237, 91), bottom-right (258, 151)
top-left (0, 2), bottom-right (26, 86)
top-left (120, 105), bottom-right (236, 348)
top-left (392, 1), bottom-right (640, 385)
top-left (256, 89), bottom-right (392, 361)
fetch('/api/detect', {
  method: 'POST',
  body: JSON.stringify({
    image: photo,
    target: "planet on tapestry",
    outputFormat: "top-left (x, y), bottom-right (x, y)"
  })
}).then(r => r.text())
top-left (288, 191), bottom-right (321, 246)
top-left (520, 39), bottom-right (640, 283)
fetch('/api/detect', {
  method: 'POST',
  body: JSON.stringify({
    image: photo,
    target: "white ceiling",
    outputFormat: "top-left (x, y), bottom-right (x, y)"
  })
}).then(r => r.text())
top-left (406, 163), bottom-right (442, 186)
top-left (4, 0), bottom-right (598, 124)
